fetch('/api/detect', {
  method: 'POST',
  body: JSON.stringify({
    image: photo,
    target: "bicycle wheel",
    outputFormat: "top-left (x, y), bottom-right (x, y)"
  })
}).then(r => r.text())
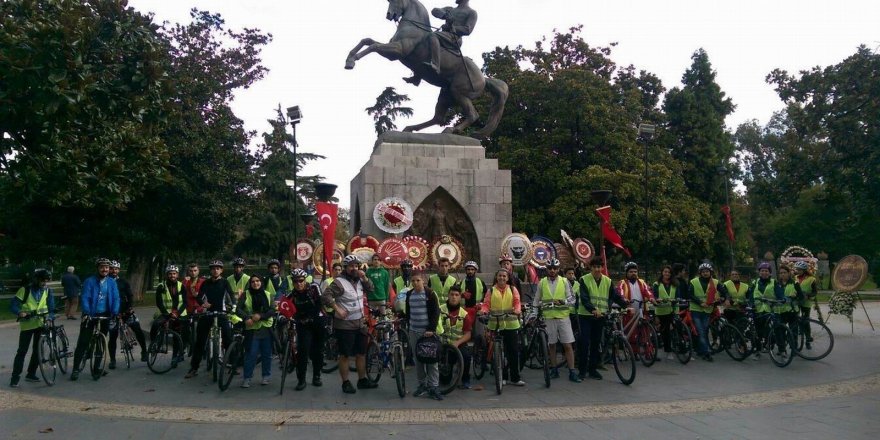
top-left (537, 331), bottom-right (551, 388)
top-left (365, 340), bottom-right (382, 383)
top-left (211, 337), bottom-right (221, 382)
top-left (734, 318), bottom-right (758, 357)
top-left (279, 338), bottom-right (293, 395)
top-left (55, 326), bottom-right (70, 374)
top-left (672, 321), bottom-right (692, 364)
top-left (611, 334), bottom-right (636, 385)
top-left (796, 318), bottom-right (834, 361)
top-left (122, 331), bottom-right (134, 369)
top-left (392, 343), bottom-right (406, 397)
top-left (204, 338), bottom-right (214, 372)
top-left (493, 338), bottom-right (504, 395)
top-left (90, 333), bottom-right (109, 380)
top-left (722, 324), bottom-right (749, 361)
top-left (472, 337), bottom-right (487, 380)
top-left (38, 334), bottom-right (57, 386)
top-left (321, 336), bottom-right (340, 373)
top-left (438, 343), bottom-right (464, 395)
top-left (708, 321), bottom-right (724, 354)
top-left (147, 329), bottom-right (180, 374)
top-left (767, 324), bottom-right (794, 368)
top-left (636, 323), bottom-right (658, 367)
top-left (219, 340), bottom-right (242, 391)
top-left (518, 325), bottom-right (534, 371)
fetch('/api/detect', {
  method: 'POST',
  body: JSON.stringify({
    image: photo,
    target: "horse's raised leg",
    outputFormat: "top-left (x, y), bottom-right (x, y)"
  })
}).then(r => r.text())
top-left (403, 89), bottom-right (453, 133)
top-left (345, 38), bottom-right (378, 69)
top-left (445, 90), bottom-right (479, 134)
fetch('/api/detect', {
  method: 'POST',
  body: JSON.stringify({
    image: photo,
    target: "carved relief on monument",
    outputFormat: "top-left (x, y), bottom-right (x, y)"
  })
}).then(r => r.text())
top-left (411, 186), bottom-right (480, 265)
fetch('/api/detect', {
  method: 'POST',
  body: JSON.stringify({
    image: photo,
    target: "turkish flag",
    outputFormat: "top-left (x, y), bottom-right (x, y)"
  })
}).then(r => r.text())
top-left (276, 296), bottom-right (296, 319)
top-left (721, 205), bottom-right (735, 243)
top-left (596, 206), bottom-right (632, 257)
top-left (316, 202), bottom-right (338, 271)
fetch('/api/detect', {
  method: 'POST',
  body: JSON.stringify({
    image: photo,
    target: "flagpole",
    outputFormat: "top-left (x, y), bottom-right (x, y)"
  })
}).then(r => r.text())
top-left (719, 165), bottom-right (735, 273)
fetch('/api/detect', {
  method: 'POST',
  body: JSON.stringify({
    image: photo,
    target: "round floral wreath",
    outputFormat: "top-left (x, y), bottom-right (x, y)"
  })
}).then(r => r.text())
top-left (829, 291), bottom-right (856, 322)
top-left (377, 200), bottom-right (410, 229)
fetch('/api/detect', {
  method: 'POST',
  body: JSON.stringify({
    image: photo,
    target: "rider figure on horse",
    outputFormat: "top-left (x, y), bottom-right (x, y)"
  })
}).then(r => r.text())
top-left (405, 0), bottom-right (478, 85)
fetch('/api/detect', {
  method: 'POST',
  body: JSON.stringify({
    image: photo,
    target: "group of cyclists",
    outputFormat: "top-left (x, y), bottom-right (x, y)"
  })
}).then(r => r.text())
top-left (8, 251), bottom-right (822, 394)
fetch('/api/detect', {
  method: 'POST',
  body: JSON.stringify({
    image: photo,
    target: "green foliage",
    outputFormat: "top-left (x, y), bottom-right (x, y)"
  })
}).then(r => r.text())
top-left (365, 87), bottom-right (414, 136)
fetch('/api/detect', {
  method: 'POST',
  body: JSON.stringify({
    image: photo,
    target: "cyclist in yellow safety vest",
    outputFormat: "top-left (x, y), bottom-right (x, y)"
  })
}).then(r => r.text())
top-left (576, 257), bottom-right (630, 380)
top-left (479, 269), bottom-right (525, 386)
top-left (151, 265), bottom-right (187, 368)
top-left (441, 286), bottom-right (474, 389)
top-left (652, 265), bottom-right (680, 361)
top-left (10, 269), bottom-right (56, 387)
top-left (265, 259), bottom-right (288, 299)
top-left (428, 257), bottom-right (457, 304)
top-left (687, 262), bottom-right (729, 362)
top-left (776, 265), bottom-right (803, 345)
top-left (530, 258), bottom-right (580, 382)
top-left (235, 275), bottom-right (276, 388)
top-left (793, 261), bottom-right (818, 349)
top-left (722, 269), bottom-right (749, 323)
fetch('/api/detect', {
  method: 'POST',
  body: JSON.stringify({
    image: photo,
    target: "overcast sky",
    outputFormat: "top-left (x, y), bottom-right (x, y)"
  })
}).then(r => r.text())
top-left (130, 0), bottom-right (879, 207)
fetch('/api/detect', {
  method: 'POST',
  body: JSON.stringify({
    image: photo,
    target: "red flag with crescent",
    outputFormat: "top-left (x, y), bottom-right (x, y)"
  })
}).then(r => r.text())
top-left (276, 296), bottom-right (296, 319)
top-left (316, 202), bottom-right (338, 271)
top-left (596, 206), bottom-right (631, 257)
top-left (721, 205), bottom-right (735, 243)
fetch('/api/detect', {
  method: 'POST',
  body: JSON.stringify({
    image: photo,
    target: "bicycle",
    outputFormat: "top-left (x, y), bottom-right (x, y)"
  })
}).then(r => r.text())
top-left (147, 316), bottom-right (184, 374)
top-left (20, 312), bottom-right (67, 386)
top-left (621, 300), bottom-right (659, 368)
top-left (116, 313), bottom-right (140, 369)
top-left (598, 307), bottom-right (636, 385)
top-left (219, 326), bottom-right (246, 391)
top-left (519, 306), bottom-right (552, 388)
top-left (202, 311), bottom-right (228, 382)
top-left (475, 313), bottom-right (514, 395)
top-left (754, 298), bottom-right (797, 368)
top-left (363, 311), bottom-right (407, 397)
top-left (76, 316), bottom-right (110, 381)
top-left (437, 312), bottom-right (465, 394)
top-left (790, 302), bottom-right (834, 361)
top-left (653, 299), bottom-right (693, 364)
top-left (708, 303), bottom-right (749, 361)
top-left (278, 317), bottom-right (298, 395)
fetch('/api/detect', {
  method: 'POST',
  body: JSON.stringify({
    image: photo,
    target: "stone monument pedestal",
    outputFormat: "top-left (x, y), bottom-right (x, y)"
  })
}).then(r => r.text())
top-left (350, 132), bottom-right (512, 271)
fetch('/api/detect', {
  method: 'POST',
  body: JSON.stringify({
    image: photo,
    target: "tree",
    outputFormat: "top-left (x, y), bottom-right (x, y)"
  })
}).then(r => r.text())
top-left (365, 87), bottom-right (413, 136)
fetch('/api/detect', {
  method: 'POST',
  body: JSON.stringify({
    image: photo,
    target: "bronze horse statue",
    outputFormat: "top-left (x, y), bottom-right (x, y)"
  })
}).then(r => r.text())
top-left (345, 0), bottom-right (508, 139)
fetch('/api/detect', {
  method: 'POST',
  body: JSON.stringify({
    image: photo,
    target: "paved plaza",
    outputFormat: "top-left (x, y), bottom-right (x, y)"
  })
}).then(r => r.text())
top-left (1, 303), bottom-right (878, 439)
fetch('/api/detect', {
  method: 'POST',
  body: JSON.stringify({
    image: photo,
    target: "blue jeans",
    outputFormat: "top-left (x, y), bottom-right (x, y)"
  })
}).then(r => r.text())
top-left (244, 335), bottom-right (272, 379)
top-left (691, 311), bottom-right (710, 356)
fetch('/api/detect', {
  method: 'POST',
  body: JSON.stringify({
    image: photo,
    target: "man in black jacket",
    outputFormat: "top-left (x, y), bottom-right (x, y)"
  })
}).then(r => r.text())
top-left (108, 261), bottom-right (148, 368)
top-left (186, 260), bottom-right (234, 379)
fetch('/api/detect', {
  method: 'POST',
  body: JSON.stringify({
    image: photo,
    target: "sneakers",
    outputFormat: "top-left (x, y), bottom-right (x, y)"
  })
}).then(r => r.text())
top-left (357, 378), bottom-right (377, 389)
top-left (413, 384), bottom-right (428, 397)
top-left (108, 360), bottom-right (116, 370)
top-left (295, 380), bottom-right (307, 391)
top-left (342, 380), bottom-right (356, 394)
top-left (510, 380), bottom-right (526, 386)
top-left (569, 370), bottom-right (582, 383)
top-left (70, 370), bottom-right (79, 381)
top-left (261, 377), bottom-right (271, 386)
top-left (588, 370), bottom-right (603, 380)
top-left (10, 376), bottom-right (20, 388)
top-left (428, 388), bottom-right (444, 401)
top-left (312, 376), bottom-right (322, 387)
top-left (665, 352), bottom-right (675, 361)
top-left (702, 354), bottom-right (714, 362)
top-left (549, 368), bottom-right (560, 379)
top-left (459, 380), bottom-right (472, 389)
top-left (241, 379), bottom-right (251, 388)
top-left (184, 369), bottom-right (198, 379)
top-left (24, 374), bottom-right (40, 382)
top-left (805, 342), bottom-right (812, 350)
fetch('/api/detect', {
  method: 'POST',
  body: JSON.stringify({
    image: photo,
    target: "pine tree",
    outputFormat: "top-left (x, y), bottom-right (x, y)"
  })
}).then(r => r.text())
top-left (365, 87), bottom-right (414, 136)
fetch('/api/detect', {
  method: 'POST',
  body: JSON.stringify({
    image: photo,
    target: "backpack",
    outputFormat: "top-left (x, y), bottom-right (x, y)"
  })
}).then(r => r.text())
top-left (415, 334), bottom-right (441, 364)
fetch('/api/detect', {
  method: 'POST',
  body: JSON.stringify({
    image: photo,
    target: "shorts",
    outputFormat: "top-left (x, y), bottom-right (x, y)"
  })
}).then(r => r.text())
top-left (335, 328), bottom-right (367, 357)
top-left (544, 318), bottom-right (575, 344)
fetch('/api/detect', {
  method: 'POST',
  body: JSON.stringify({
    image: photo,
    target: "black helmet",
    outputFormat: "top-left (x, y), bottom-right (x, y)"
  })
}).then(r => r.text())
top-left (291, 268), bottom-right (308, 280)
top-left (33, 268), bottom-right (51, 282)
top-left (624, 261), bottom-right (639, 271)
top-left (209, 260), bottom-right (224, 268)
top-left (698, 262), bottom-right (713, 272)
top-left (267, 259), bottom-right (281, 268)
top-left (95, 258), bottom-right (111, 267)
top-left (109, 260), bottom-right (121, 269)
top-left (232, 257), bottom-right (246, 267)
top-left (547, 258), bottom-right (561, 268)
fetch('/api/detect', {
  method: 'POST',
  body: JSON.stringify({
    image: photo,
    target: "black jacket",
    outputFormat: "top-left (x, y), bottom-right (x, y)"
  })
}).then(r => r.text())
top-left (197, 277), bottom-right (234, 313)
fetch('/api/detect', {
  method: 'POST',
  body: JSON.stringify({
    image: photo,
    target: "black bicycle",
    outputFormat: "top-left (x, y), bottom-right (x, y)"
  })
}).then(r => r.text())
top-left (219, 326), bottom-right (246, 391)
top-left (147, 316), bottom-right (184, 374)
top-left (520, 306), bottom-right (552, 388)
top-left (21, 312), bottom-right (68, 386)
top-left (77, 316), bottom-right (110, 381)
top-left (754, 298), bottom-right (797, 368)
top-left (600, 307), bottom-right (636, 385)
top-left (116, 313), bottom-right (140, 369)
top-left (278, 317), bottom-right (298, 395)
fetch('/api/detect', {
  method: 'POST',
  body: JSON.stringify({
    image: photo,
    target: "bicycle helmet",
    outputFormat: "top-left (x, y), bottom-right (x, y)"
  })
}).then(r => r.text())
top-left (343, 254), bottom-right (360, 266)
top-left (400, 259), bottom-right (413, 268)
top-left (209, 259), bottom-right (224, 268)
top-left (33, 268), bottom-right (51, 282)
top-left (109, 260), bottom-right (121, 269)
top-left (232, 257), bottom-right (246, 266)
top-left (793, 261), bottom-right (810, 271)
top-left (464, 260), bottom-right (479, 270)
top-left (95, 258), bottom-right (111, 267)
top-left (757, 262), bottom-right (771, 271)
top-left (267, 259), bottom-right (281, 268)
top-left (624, 261), bottom-right (639, 271)
top-left (546, 258), bottom-right (561, 268)
top-left (498, 253), bottom-right (513, 263)
top-left (698, 262), bottom-right (713, 272)
top-left (165, 264), bottom-right (179, 273)
top-left (291, 268), bottom-right (308, 280)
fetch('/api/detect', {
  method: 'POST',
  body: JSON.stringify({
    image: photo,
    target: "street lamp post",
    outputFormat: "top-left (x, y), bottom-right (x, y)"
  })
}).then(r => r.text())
top-left (638, 123), bottom-right (655, 277)
top-left (590, 190), bottom-right (613, 271)
top-left (719, 165), bottom-right (735, 272)
top-left (286, 106), bottom-right (303, 249)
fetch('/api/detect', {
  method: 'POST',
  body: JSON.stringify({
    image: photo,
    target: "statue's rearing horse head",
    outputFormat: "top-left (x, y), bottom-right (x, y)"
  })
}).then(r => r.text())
top-left (386, 0), bottom-right (411, 23)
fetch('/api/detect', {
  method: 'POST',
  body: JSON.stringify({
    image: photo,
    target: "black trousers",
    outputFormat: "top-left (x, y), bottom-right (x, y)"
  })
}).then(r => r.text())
top-left (72, 314), bottom-right (111, 372)
top-left (576, 315), bottom-right (605, 374)
top-left (109, 317), bottom-right (147, 359)
top-left (800, 306), bottom-right (813, 340)
top-left (459, 343), bottom-right (472, 382)
top-left (500, 329), bottom-right (520, 382)
top-left (657, 313), bottom-right (673, 352)
top-left (295, 319), bottom-right (326, 381)
top-left (12, 328), bottom-right (41, 378)
top-left (190, 315), bottom-right (231, 371)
